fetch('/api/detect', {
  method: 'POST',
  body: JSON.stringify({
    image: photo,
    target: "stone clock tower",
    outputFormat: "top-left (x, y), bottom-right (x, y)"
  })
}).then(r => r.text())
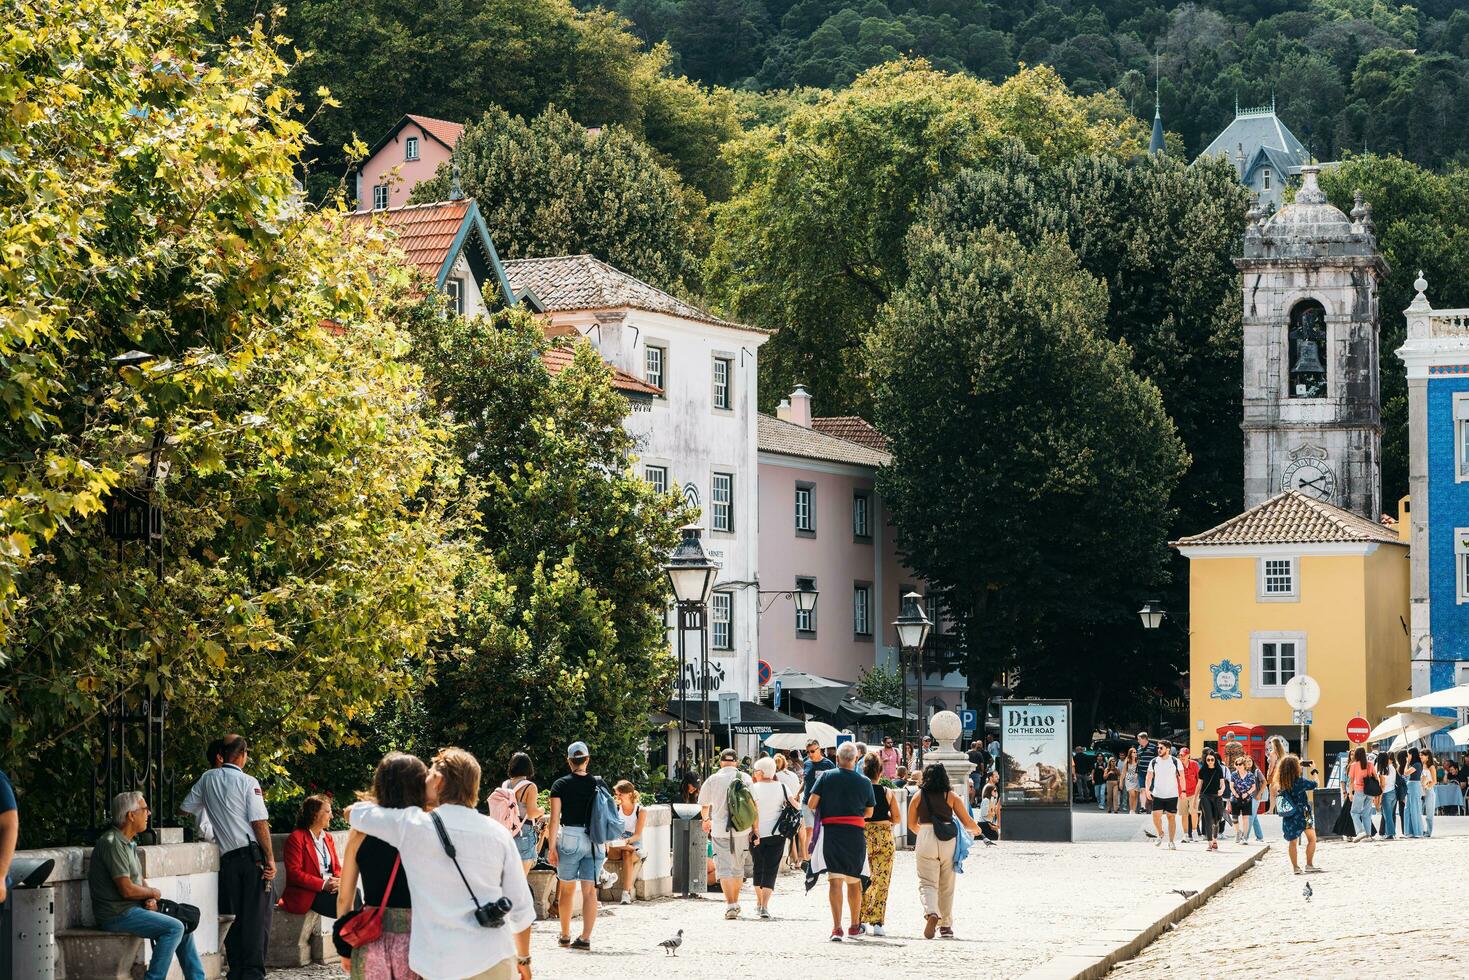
top-left (1236, 166), bottom-right (1386, 519)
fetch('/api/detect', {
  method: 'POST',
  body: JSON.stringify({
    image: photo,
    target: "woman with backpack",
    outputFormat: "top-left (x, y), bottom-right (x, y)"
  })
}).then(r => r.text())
top-left (859, 752), bottom-right (900, 936)
top-left (1274, 754), bottom-right (1321, 874)
top-left (907, 764), bottom-right (980, 939)
top-left (490, 753), bottom-right (544, 874)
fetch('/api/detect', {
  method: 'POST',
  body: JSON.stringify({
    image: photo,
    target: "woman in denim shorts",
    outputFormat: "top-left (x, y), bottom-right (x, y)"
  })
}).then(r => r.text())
top-left (501, 752), bottom-right (543, 872)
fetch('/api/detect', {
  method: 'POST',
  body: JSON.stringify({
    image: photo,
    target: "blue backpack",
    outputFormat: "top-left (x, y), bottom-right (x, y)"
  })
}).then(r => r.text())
top-left (588, 777), bottom-right (623, 846)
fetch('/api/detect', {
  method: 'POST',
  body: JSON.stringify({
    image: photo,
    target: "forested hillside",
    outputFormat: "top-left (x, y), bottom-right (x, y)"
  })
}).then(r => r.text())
top-left (591, 0), bottom-right (1469, 168)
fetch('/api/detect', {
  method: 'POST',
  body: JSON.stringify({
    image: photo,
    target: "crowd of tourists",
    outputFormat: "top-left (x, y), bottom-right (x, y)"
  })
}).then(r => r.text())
top-left (2, 724), bottom-right (1463, 979)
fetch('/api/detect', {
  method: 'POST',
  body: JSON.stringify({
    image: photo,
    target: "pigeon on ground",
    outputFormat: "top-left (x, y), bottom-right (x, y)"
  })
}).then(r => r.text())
top-left (1171, 889), bottom-right (1198, 899)
top-left (1303, 883), bottom-right (1312, 902)
top-left (658, 929), bottom-right (684, 956)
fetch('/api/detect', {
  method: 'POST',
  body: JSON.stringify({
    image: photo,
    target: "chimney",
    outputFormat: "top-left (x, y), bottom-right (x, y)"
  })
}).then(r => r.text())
top-left (776, 398), bottom-right (791, 422)
top-left (788, 385), bottom-right (812, 428)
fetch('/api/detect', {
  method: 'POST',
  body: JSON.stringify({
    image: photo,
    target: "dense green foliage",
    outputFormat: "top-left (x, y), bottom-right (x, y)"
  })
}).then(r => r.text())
top-left (1, 0), bottom-right (473, 840)
top-left (596, 0), bottom-right (1469, 170)
top-left (403, 311), bottom-right (688, 791)
top-left (1320, 155), bottom-right (1469, 503)
top-left (869, 225), bottom-right (1189, 724)
top-left (708, 61), bottom-right (1145, 415)
top-left (412, 107), bottom-right (703, 293)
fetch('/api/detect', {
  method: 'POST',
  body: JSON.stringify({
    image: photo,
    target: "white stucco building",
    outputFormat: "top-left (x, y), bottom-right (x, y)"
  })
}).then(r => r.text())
top-left (505, 255), bottom-right (775, 760)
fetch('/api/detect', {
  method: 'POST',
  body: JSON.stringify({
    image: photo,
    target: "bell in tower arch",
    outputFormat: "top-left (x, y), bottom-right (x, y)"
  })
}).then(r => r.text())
top-left (1291, 338), bottom-right (1326, 376)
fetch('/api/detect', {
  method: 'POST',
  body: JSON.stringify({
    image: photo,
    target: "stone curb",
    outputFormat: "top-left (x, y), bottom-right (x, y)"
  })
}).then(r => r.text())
top-left (1013, 844), bottom-right (1271, 980)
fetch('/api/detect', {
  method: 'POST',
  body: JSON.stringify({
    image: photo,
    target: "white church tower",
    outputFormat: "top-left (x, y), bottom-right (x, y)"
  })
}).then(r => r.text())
top-left (1235, 166), bottom-right (1386, 519)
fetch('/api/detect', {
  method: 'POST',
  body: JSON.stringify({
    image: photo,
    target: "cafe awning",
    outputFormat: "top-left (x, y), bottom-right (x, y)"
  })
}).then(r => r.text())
top-left (663, 700), bottom-right (807, 735)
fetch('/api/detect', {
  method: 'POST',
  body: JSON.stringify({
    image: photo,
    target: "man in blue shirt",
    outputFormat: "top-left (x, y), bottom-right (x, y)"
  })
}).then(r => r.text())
top-left (1135, 733), bottom-right (1158, 813)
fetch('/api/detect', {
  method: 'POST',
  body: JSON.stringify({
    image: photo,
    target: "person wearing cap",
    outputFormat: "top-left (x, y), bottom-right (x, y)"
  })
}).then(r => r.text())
top-left (548, 741), bottom-right (602, 951)
top-left (698, 748), bottom-right (756, 919)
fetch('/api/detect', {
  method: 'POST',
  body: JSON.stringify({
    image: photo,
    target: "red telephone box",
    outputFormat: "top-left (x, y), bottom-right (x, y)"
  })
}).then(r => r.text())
top-left (1215, 722), bottom-right (1267, 769)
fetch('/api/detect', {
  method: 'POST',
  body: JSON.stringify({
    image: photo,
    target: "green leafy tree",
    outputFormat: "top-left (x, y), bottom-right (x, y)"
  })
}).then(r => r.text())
top-left (1321, 155), bottom-right (1469, 504)
top-left (868, 225), bottom-right (1188, 720)
top-left (918, 151), bottom-right (1249, 537)
top-left (708, 60), bottom-right (1146, 416)
top-left (413, 106), bottom-right (703, 293)
top-left (405, 309), bottom-right (690, 787)
top-left (1, 0), bottom-right (469, 840)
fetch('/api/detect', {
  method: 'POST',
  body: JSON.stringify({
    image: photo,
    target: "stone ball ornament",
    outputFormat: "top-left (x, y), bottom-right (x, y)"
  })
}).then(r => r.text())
top-left (929, 710), bottom-right (962, 748)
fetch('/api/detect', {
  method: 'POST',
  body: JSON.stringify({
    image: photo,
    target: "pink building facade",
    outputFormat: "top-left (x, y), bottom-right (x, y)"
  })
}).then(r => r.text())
top-left (356, 115), bottom-right (463, 212)
top-left (757, 387), bottom-right (967, 725)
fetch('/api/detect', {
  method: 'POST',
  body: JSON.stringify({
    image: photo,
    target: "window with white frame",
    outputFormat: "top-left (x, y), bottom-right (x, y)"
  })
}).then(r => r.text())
top-left (712, 356), bottom-right (732, 410)
top-left (795, 577), bottom-right (816, 634)
top-left (1252, 632), bottom-right (1304, 695)
top-left (1262, 168), bottom-right (1272, 191)
top-left (853, 583), bottom-right (872, 637)
top-left (372, 184), bottom-right (389, 210)
top-left (711, 592), bottom-right (732, 650)
top-left (1459, 663), bottom-right (1469, 726)
top-left (445, 278), bottom-right (464, 315)
top-left (1456, 529), bottom-right (1469, 603)
top-left (711, 472), bottom-right (733, 532)
top-left (405, 136), bottom-right (420, 161)
top-left (1455, 394), bottom-right (1469, 481)
top-left (1258, 557), bottom-right (1297, 600)
top-left (853, 492), bottom-right (871, 539)
top-left (644, 465), bottom-right (668, 495)
top-left (795, 483), bottom-right (814, 534)
top-left (925, 593), bottom-right (940, 632)
top-left (645, 345), bottom-right (665, 392)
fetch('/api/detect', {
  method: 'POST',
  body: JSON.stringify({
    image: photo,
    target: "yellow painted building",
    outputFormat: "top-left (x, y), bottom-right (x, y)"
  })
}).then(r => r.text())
top-left (1174, 491), bottom-right (1410, 766)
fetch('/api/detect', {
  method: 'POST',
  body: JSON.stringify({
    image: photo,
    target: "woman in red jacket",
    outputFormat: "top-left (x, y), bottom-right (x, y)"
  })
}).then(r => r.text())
top-left (279, 794), bottom-right (341, 916)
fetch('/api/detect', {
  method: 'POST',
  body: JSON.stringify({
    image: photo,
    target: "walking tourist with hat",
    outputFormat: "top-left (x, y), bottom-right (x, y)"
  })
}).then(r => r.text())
top-left (748, 757), bottom-right (789, 919)
top-left (548, 740), bottom-right (603, 950)
top-left (180, 734), bottom-right (274, 980)
top-left (699, 748), bottom-right (756, 920)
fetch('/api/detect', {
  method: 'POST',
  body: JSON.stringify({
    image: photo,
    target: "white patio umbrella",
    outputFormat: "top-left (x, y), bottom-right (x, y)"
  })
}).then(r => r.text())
top-left (1389, 685), bottom-right (1469, 710)
top-left (1368, 711), bottom-right (1453, 749)
top-left (763, 720), bottom-right (846, 751)
top-left (1448, 723), bottom-right (1469, 748)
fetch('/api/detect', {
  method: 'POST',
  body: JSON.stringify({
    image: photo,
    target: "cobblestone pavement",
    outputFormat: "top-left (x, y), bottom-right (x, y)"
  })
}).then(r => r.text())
top-left (268, 839), bottom-right (1257, 980)
top-left (1110, 834), bottom-right (1469, 977)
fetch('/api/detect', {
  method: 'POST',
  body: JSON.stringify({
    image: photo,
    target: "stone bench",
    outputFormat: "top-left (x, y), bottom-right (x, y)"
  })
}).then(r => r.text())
top-left (58, 915), bottom-right (234, 980)
top-left (265, 909), bottom-right (319, 968)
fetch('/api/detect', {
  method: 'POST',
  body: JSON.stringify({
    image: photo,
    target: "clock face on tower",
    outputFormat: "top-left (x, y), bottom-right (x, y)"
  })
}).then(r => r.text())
top-left (1282, 457), bottom-right (1336, 502)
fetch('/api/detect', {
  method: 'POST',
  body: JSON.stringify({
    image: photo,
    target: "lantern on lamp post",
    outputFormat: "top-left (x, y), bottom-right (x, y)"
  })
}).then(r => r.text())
top-left (663, 525), bottom-right (720, 775)
top-left (894, 591), bottom-right (932, 765)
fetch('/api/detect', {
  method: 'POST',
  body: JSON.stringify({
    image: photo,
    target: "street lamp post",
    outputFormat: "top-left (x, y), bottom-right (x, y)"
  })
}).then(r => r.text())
top-left (663, 525), bottom-right (720, 777)
top-left (894, 591), bottom-right (931, 766)
top-left (99, 350), bottom-right (171, 836)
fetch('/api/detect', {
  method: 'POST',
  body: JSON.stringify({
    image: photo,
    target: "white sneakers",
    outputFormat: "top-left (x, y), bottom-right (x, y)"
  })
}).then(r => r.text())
top-left (725, 905), bottom-right (740, 919)
top-left (868, 924), bottom-right (885, 936)
top-left (620, 891), bottom-right (633, 905)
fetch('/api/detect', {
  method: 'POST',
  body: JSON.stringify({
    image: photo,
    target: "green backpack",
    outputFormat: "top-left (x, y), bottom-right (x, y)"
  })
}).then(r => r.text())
top-left (726, 774), bottom-right (757, 832)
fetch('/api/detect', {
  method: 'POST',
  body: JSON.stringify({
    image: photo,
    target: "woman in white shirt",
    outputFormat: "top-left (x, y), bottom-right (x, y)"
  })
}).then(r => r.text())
top-left (349, 748), bottom-right (534, 980)
top-left (750, 757), bottom-right (792, 919)
top-left (603, 780), bottom-right (646, 904)
top-left (1376, 753), bottom-right (1398, 839)
top-left (773, 754), bottom-right (802, 869)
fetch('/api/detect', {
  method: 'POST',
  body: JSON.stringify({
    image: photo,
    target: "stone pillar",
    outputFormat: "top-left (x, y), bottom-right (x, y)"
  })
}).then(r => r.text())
top-left (925, 711), bottom-right (974, 792)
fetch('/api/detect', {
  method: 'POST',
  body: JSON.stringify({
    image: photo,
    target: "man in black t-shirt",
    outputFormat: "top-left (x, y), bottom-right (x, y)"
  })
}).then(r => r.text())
top-left (547, 741), bottom-right (602, 950)
top-left (806, 743), bottom-right (874, 942)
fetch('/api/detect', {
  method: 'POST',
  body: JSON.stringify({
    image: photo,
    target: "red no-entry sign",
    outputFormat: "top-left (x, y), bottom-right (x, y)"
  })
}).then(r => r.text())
top-left (1346, 716), bottom-right (1371, 743)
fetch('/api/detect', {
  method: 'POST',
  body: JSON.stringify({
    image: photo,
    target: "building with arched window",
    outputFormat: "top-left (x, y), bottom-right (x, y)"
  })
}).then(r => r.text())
top-left (1235, 165), bottom-right (1386, 521)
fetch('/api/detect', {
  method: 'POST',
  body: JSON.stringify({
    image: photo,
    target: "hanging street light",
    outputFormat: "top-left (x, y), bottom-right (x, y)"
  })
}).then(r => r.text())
top-left (894, 591), bottom-right (932, 766)
top-left (1137, 600), bottom-right (1167, 631)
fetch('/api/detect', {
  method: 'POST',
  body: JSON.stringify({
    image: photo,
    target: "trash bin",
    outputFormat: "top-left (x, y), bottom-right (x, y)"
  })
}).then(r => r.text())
top-left (1313, 788), bottom-right (1346, 840)
top-left (6, 857), bottom-right (56, 980)
top-left (670, 803), bottom-right (707, 897)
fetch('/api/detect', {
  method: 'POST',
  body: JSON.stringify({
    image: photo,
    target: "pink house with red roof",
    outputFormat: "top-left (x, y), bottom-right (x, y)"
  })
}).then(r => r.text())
top-left (356, 114), bottom-right (464, 212)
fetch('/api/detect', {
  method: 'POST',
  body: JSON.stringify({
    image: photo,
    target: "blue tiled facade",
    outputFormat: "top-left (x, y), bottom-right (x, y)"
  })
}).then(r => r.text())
top-left (1426, 376), bottom-right (1469, 695)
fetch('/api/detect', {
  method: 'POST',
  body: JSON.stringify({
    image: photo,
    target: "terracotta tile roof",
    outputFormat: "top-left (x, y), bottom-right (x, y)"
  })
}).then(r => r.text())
top-left (758, 414), bottom-right (891, 468)
top-left (404, 114), bottom-right (464, 150)
top-left (811, 416), bottom-right (888, 452)
top-left (504, 254), bottom-right (769, 334)
top-left (542, 343), bottom-right (661, 397)
top-left (343, 200), bottom-right (471, 281)
top-left (1173, 491), bottom-right (1404, 547)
